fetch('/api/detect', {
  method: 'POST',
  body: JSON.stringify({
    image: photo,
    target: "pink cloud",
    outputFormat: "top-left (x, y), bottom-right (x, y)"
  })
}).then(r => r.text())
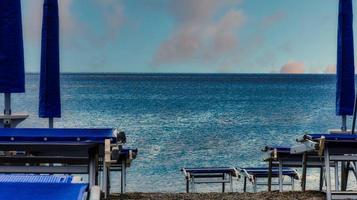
top-left (23, 0), bottom-right (124, 48)
top-left (94, 0), bottom-right (124, 40)
top-left (280, 61), bottom-right (305, 74)
top-left (261, 11), bottom-right (286, 28)
top-left (154, 0), bottom-right (244, 65)
top-left (324, 65), bottom-right (336, 74)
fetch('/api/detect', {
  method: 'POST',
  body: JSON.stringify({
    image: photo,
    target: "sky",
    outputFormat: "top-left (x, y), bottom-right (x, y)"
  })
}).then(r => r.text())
top-left (20, 0), bottom-right (350, 73)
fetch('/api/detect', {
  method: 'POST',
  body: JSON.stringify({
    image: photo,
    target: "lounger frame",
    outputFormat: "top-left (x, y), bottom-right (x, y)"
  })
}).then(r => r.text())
top-left (291, 134), bottom-right (357, 200)
top-left (181, 167), bottom-right (239, 193)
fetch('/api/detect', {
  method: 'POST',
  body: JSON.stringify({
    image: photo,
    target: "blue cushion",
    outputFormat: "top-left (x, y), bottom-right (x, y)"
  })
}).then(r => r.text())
top-left (0, 128), bottom-right (116, 143)
top-left (0, 182), bottom-right (87, 200)
top-left (182, 167), bottom-right (236, 174)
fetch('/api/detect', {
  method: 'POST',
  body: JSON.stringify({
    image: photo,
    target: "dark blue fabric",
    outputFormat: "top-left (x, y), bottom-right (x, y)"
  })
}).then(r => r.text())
top-left (0, 175), bottom-right (72, 183)
top-left (307, 133), bottom-right (357, 141)
top-left (0, 0), bottom-right (25, 93)
top-left (241, 167), bottom-right (298, 177)
top-left (182, 167), bottom-right (235, 174)
top-left (336, 0), bottom-right (355, 115)
top-left (39, 0), bottom-right (61, 118)
top-left (0, 183), bottom-right (87, 200)
top-left (264, 146), bottom-right (290, 153)
top-left (0, 128), bottom-right (116, 143)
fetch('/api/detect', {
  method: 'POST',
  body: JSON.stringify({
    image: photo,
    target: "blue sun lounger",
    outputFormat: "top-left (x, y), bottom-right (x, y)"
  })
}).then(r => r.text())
top-left (239, 167), bottom-right (299, 192)
top-left (0, 174), bottom-right (91, 200)
top-left (262, 145), bottom-right (336, 192)
top-left (291, 133), bottom-right (357, 200)
top-left (102, 147), bottom-right (138, 193)
top-left (0, 128), bottom-right (128, 198)
top-left (181, 167), bottom-right (239, 193)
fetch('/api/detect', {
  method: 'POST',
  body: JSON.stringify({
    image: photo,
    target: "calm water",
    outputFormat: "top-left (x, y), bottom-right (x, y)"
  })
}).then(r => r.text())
top-left (2, 73), bottom-right (347, 192)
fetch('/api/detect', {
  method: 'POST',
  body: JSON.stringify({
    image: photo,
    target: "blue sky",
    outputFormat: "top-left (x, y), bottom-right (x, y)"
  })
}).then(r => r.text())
top-left (21, 0), bottom-right (349, 73)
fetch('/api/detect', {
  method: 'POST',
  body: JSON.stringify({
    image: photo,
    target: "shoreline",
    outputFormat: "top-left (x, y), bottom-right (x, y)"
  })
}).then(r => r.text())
top-left (109, 191), bottom-right (325, 200)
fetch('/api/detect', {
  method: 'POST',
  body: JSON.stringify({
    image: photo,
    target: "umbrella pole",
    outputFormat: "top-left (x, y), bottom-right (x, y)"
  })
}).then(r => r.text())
top-left (49, 117), bottom-right (54, 128)
top-left (352, 94), bottom-right (357, 134)
top-left (342, 115), bottom-right (347, 131)
top-left (4, 93), bottom-right (11, 128)
top-left (4, 93), bottom-right (11, 115)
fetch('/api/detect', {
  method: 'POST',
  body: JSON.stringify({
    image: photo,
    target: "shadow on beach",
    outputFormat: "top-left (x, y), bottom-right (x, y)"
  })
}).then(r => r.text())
top-left (109, 191), bottom-right (325, 200)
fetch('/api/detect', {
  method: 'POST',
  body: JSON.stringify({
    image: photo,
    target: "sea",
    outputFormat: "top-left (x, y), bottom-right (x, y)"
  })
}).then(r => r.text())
top-left (3, 73), bottom-right (349, 192)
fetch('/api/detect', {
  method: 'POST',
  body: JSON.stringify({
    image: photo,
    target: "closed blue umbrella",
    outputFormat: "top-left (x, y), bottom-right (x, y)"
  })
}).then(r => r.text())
top-left (336, 0), bottom-right (356, 191)
top-left (336, 0), bottom-right (355, 131)
top-left (39, 0), bottom-right (61, 128)
top-left (0, 0), bottom-right (25, 127)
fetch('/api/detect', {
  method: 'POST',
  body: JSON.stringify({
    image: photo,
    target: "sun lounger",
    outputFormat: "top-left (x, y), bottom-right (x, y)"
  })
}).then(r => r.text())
top-left (239, 167), bottom-right (299, 192)
top-left (100, 147), bottom-right (138, 193)
top-left (262, 145), bottom-right (336, 192)
top-left (291, 133), bottom-right (357, 200)
top-left (181, 167), bottom-right (239, 193)
top-left (0, 128), bottom-right (128, 198)
top-left (0, 174), bottom-right (92, 200)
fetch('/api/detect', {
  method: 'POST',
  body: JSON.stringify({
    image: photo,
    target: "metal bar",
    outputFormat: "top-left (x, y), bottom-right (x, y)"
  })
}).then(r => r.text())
top-left (335, 161), bottom-right (339, 191)
top-left (253, 177), bottom-right (257, 192)
top-left (49, 118), bottom-right (54, 128)
top-left (243, 177), bottom-right (247, 192)
top-left (352, 93), bottom-right (357, 134)
top-left (319, 167), bottom-right (324, 191)
top-left (0, 165), bottom-right (88, 173)
top-left (4, 93), bottom-right (11, 128)
top-left (230, 174), bottom-right (233, 192)
top-left (88, 148), bottom-right (97, 188)
top-left (4, 93), bottom-right (11, 115)
top-left (192, 176), bottom-right (196, 192)
top-left (279, 160), bottom-right (283, 192)
top-left (121, 160), bottom-right (126, 193)
top-left (331, 155), bottom-right (357, 161)
top-left (186, 178), bottom-right (189, 193)
top-left (301, 153), bottom-right (308, 191)
top-left (103, 164), bottom-right (108, 197)
top-left (191, 180), bottom-right (231, 184)
top-left (291, 177), bottom-right (294, 191)
top-left (342, 115), bottom-right (347, 131)
top-left (268, 159), bottom-right (272, 191)
top-left (325, 148), bottom-right (332, 200)
top-left (351, 162), bottom-right (357, 182)
top-left (222, 173), bottom-right (225, 193)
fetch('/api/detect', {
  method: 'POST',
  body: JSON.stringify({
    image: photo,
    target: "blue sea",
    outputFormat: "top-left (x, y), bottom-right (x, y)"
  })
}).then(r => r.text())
top-left (3, 73), bottom-right (346, 192)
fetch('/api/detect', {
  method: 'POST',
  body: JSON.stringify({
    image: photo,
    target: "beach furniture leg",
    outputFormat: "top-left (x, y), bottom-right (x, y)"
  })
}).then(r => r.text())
top-left (229, 173), bottom-right (233, 192)
top-left (192, 176), bottom-right (196, 192)
top-left (291, 177), bottom-right (294, 191)
top-left (88, 148), bottom-right (98, 188)
top-left (243, 177), bottom-right (247, 192)
top-left (319, 167), bottom-right (323, 191)
top-left (103, 164), bottom-right (108, 197)
top-left (279, 160), bottom-right (283, 192)
top-left (268, 159), bottom-right (272, 191)
top-left (222, 173), bottom-right (225, 193)
top-left (350, 162), bottom-right (357, 181)
top-left (186, 178), bottom-right (189, 193)
top-left (341, 161), bottom-right (350, 190)
top-left (334, 161), bottom-right (339, 191)
top-left (324, 148), bottom-right (332, 200)
top-left (301, 153), bottom-right (307, 191)
top-left (253, 177), bottom-right (257, 193)
top-left (121, 160), bottom-right (126, 193)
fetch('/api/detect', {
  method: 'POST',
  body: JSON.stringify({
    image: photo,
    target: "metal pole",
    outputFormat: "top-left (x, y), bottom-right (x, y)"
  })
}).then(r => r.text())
top-left (267, 159), bottom-right (272, 191)
top-left (49, 118), bottom-right (54, 128)
top-left (342, 115), bottom-right (347, 131)
top-left (4, 93), bottom-right (11, 115)
top-left (352, 94), bottom-right (357, 134)
top-left (301, 153), bottom-right (308, 191)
